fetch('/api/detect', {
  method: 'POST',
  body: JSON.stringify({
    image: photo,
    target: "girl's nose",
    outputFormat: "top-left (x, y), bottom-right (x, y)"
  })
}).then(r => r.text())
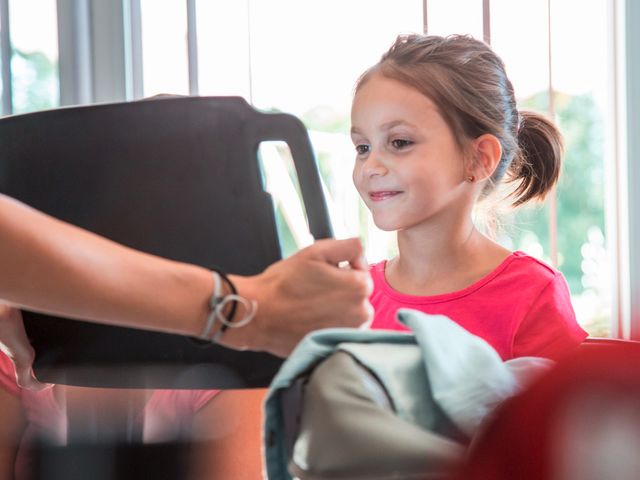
top-left (362, 152), bottom-right (388, 177)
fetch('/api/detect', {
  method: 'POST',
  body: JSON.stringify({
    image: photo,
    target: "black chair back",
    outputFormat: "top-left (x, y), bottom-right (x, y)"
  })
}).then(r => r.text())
top-left (0, 96), bottom-right (332, 389)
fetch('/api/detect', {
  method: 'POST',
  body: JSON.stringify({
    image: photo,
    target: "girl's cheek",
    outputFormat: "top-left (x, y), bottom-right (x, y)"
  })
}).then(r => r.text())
top-left (351, 167), bottom-right (360, 189)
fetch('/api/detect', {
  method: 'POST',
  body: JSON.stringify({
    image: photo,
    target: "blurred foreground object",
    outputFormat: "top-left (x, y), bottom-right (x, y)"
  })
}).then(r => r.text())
top-left (456, 338), bottom-right (640, 480)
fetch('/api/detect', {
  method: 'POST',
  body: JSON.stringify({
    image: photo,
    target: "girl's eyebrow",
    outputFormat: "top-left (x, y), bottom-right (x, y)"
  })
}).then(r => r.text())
top-left (351, 120), bottom-right (417, 135)
top-left (380, 120), bottom-right (416, 130)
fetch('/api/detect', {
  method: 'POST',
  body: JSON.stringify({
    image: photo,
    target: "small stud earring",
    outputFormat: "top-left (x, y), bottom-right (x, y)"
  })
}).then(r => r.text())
top-left (467, 175), bottom-right (475, 182)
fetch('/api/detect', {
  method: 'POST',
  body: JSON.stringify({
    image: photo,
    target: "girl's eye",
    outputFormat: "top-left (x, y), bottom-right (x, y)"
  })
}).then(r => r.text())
top-left (355, 144), bottom-right (370, 155)
top-left (391, 139), bottom-right (413, 149)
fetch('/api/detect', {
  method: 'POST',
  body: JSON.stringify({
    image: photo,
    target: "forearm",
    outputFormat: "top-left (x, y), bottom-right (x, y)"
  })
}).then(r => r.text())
top-left (0, 194), bottom-right (210, 337)
top-left (0, 195), bottom-right (372, 357)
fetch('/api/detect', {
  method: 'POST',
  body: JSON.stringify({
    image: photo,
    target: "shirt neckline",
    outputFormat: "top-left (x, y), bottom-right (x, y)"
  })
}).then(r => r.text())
top-left (376, 251), bottom-right (525, 304)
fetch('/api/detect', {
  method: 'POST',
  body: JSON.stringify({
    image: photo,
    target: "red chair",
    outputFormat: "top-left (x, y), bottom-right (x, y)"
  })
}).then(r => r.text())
top-left (580, 336), bottom-right (640, 349)
top-left (455, 337), bottom-right (640, 480)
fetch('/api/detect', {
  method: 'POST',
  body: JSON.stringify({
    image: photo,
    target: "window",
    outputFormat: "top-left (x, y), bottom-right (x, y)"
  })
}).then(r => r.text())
top-left (490, 0), bottom-right (611, 336)
top-left (0, 0), bottom-right (59, 115)
top-left (195, 0), bottom-right (251, 99)
top-left (139, 0), bottom-right (189, 97)
top-left (244, 0), bottom-right (423, 260)
top-left (2, 0), bottom-right (635, 338)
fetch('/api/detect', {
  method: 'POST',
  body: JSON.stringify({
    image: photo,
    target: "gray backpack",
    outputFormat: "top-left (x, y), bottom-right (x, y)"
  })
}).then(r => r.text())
top-left (263, 309), bottom-right (552, 480)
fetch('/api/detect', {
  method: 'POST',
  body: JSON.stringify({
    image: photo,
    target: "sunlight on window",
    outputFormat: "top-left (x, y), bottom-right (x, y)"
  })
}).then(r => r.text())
top-left (246, 0), bottom-right (422, 264)
top-left (133, 0), bottom-right (612, 336)
top-left (491, 0), bottom-right (610, 336)
top-left (140, 0), bottom-right (189, 96)
top-left (247, 0), bottom-right (423, 119)
top-left (552, 0), bottom-right (609, 336)
top-left (426, 0), bottom-right (483, 39)
top-left (258, 141), bottom-right (314, 258)
top-left (8, 0), bottom-right (58, 114)
top-left (196, 0), bottom-right (251, 99)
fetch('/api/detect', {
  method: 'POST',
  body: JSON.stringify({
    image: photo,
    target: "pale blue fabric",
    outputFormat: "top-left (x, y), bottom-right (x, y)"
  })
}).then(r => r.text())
top-left (263, 309), bottom-right (554, 480)
top-left (400, 309), bottom-right (553, 436)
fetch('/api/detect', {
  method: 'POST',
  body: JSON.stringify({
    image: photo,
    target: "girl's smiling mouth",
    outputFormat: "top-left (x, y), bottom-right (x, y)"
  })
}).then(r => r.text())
top-left (368, 190), bottom-right (403, 201)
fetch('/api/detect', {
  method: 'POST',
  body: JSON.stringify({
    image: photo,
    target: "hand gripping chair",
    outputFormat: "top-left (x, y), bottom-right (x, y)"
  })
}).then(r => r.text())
top-left (0, 96), bottom-right (332, 479)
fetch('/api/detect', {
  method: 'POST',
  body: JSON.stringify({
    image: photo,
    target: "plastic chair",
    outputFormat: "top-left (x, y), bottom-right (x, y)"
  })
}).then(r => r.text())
top-left (579, 336), bottom-right (639, 349)
top-left (0, 97), bottom-right (332, 474)
top-left (0, 95), bottom-right (331, 390)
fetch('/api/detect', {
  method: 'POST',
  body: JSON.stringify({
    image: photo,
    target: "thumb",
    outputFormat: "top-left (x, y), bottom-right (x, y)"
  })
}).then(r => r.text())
top-left (303, 238), bottom-right (368, 271)
top-left (15, 370), bottom-right (51, 392)
top-left (13, 352), bottom-right (51, 392)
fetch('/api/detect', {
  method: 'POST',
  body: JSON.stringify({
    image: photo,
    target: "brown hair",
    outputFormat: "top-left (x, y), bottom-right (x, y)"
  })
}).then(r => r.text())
top-left (355, 34), bottom-right (563, 207)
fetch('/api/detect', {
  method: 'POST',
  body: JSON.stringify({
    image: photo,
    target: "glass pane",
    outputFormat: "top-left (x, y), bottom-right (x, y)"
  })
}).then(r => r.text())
top-left (196, 0), bottom-right (251, 98)
top-left (258, 141), bottom-right (314, 258)
top-left (491, 0), bottom-right (550, 102)
top-left (8, 0), bottom-right (59, 114)
top-left (550, 0), bottom-right (610, 336)
top-left (140, 0), bottom-right (189, 96)
top-left (491, 0), bottom-right (611, 336)
top-left (427, 0), bottom-right (484, 39)
top-left (490, 0), bottom-right (551, 261)
top-left (248, 0), bottom-right (423, 263)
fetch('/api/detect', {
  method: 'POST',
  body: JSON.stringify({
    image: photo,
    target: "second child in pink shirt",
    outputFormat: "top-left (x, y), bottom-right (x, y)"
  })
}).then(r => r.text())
top-left (350, 34), bottom-right (587, 358)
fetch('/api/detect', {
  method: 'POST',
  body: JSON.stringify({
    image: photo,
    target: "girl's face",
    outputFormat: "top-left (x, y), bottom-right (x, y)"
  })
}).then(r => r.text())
top-left (351, 73), bottom-right (474, 233)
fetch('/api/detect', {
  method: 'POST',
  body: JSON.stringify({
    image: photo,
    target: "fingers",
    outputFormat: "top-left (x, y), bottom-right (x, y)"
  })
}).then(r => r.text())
top-left (0, 304), bottom-right (51, 391)
top-left (14, 358), bottom-right (50, 392)
top-left (338, 297), bottom-right (374, 332)
top-left (1, 337), bottom-right (50, 391)
top-left (358, 301), bottom-right (375, 330)
top-left (302, 238), bottom-right (368, 271)
top-left (227, 238), bottom-right (374, 356)
top-left (299, 237), bottom-right (373, 322)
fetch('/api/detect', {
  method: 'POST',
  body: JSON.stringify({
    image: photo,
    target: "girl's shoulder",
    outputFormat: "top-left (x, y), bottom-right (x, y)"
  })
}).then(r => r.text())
top-left (482, 251), bottom-right (571, 306)
top-left (501, 251), bottom-right (561, 283)
top-left (368, 260), bottom-right (389, 289)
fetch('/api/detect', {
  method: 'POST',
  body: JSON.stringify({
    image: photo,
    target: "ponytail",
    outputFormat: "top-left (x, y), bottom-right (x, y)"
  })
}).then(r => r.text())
top-left (508, 110), bottom-right (564, 207)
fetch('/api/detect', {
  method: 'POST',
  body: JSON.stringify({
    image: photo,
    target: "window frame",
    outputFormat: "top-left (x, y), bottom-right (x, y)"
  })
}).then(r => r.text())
top-left (609, 0), bottom-right (640, 339)
top-left (0, 0), bottom-right (12, 114)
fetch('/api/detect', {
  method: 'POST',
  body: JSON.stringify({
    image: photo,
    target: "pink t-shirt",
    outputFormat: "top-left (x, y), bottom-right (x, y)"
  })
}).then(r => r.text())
top-left (0, 353), bottom-right (219, 478)
top-left (369, 251), bottom-right (587, 361)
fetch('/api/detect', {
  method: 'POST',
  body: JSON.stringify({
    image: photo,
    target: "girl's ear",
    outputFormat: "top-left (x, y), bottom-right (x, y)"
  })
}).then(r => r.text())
top-left (469, 134), bottom-right (502, 181)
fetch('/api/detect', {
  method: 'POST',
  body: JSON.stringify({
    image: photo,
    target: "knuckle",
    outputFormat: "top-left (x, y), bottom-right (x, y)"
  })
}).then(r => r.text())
top-left (346, 301), bottom-right (373, 325)
top-left (360, 302), bottom-right (374, 323)
top-left (361, 275), bottom-right (374, 296)
top-left (357, 277), bottom-right (373, 298)
top-left (344, 272), bottom-right (372, 296)
top-left (364, 301), bottom-right (374, 318)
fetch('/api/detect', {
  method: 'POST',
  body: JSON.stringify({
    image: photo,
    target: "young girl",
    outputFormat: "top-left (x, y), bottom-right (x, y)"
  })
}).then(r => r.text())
top-left (351, 33), bottom-right (587, 360)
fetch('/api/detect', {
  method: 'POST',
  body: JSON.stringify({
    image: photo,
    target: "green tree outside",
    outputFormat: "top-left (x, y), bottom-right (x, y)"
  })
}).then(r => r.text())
top-left (11, 48), bottom-right (58, 114)
top-left (506, 91), bottom-right (605, 295)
